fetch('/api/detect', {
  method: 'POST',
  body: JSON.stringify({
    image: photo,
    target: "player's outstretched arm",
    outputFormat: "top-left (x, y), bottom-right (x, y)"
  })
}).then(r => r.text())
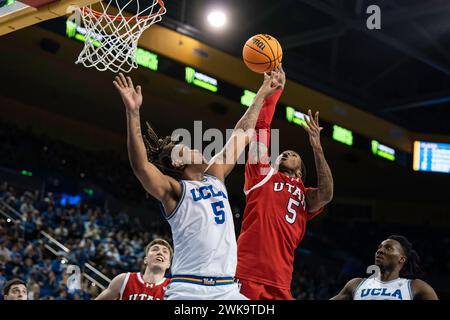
top-left (302, 110), bottom-right (334, 213)
top-left (248, 67), bottom-right (285, 164)
top-left (95, 273), bottom-right (127, 300)
top-left (113, 74), bottom-right (181, 206)
top-left (207, 69), bottom-right (284, 180)
top-left (330, 278), bottom-right (362, 300)
top-left (412, 279), bottom-right (439, 300)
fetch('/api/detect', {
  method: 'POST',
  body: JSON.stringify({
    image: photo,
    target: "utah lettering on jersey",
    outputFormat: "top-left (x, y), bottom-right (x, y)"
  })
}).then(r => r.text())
top-left (273, 182), bottom-right (306, 210)
top-left (360, 288), bottom-right (403, 300)
top-left (191, 185), bottom-right (228, 202)
top-left (127, 293), bottom-right (161, 300)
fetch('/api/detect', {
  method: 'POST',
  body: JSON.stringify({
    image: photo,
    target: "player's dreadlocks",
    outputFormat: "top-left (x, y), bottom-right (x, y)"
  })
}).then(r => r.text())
top-left (142, 122), bottom-right (182, 179)
top-left (388, 235), bottom-right (422, 278)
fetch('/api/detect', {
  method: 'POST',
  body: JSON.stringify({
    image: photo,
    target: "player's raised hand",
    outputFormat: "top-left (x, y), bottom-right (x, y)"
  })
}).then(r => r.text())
top-left (302, 109), bottom-right (323, 149)
top-left (258, 65), bottom-right (284, 98)
top-left (275, 64), bottom-right (286, 89)
top-left (113, 73), bottom-right (143, 113)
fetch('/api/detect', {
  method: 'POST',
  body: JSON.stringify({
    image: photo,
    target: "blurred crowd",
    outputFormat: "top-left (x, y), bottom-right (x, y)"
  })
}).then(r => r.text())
top-left (3, 180), bottom-right (447, 300)
top-left (0, 182), bottom-right (170, 300)
top-left (0, 180), bottom-right (351, 300)
top-left (0, 122), bottom-right (144, 203)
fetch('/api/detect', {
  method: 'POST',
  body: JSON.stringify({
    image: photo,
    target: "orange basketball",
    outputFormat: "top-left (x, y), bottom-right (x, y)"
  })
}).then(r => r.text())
top-left (242, 34), bottom-right (283, 73)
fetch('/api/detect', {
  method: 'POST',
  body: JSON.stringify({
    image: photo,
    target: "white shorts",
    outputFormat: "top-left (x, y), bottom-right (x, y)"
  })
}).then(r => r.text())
top-left (164, 282), bottom-right (249, 300)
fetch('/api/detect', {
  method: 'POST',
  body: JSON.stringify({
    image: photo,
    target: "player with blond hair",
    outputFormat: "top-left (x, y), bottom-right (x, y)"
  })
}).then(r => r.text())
top-left (96, 239), bottom-right (172, 300)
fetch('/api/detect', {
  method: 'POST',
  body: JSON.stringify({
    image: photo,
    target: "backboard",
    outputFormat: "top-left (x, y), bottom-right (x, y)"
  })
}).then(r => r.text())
top-left (0, 0), bottom-right (100, 36)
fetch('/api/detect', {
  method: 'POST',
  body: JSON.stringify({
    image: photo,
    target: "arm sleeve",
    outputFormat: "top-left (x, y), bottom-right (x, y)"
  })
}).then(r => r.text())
top-left (245, 89), bottom-right (283, 192)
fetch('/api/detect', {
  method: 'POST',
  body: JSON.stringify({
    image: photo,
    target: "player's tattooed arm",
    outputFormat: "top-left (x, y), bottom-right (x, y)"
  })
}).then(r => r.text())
top-left (207, 67), bottom-right (285, 180)
top-left (113, 74), bottom-right (181, 208)
top-left (330, 278), bottom-right (362, 300)
top-left (302, 109), bottom-right (334, 212)
top-left (412, 279), bottom-right (439, 300)
top-left (95, 273), bottom-right (127, 300)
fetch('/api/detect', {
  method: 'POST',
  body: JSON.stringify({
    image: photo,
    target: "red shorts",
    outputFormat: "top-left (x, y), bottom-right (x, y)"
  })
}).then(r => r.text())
top-left (238, 278), bottom-right (294, 300)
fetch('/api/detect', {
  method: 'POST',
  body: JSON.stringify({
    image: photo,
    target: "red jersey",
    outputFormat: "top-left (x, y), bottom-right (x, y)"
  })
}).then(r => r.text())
top-left (119, 272), bottom-right (170, 300)
top-left (236, 90), bottom-right (324, 289)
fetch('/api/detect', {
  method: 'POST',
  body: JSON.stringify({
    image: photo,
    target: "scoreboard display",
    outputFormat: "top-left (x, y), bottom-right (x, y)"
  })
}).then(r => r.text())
top-left (413, 141), bottom-right (450, 173)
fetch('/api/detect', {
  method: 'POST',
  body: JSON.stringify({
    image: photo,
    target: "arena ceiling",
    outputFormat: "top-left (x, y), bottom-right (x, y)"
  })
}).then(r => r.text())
top-left (159, 0), bottom-right (450, 135)
top-left (1, 22), bottom-right (450, 205)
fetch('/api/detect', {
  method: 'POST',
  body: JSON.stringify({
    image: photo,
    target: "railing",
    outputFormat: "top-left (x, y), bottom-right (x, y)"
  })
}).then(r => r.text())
top-left (0, 198), bottom-right (111, 291)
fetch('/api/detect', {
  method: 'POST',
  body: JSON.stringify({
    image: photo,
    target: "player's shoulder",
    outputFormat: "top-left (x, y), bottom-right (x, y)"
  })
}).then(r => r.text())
top-left (114, 272), bottom-right (129, 281)
top-left (410, 278), bottom-right (431, 290)
top-left (244, 164), bottom-right (276, 194)
top-left (116, 272), bottom-right (131, 284)
top-left (204, 173), bottom-right (223, 183)
top-left (347, 277), bottom-right (365, 290)
top-left (108, 272), bottom-right (129, 291)
top-left (349, 277), bottom-right (364, 284)
top-left (410, 278), bottom-right (438, 300)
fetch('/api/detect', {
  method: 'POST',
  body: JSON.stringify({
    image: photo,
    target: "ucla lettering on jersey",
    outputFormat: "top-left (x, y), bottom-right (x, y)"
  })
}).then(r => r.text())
top-left (164, 174), bottom-right (237, 278)
top-left (354, 277), bottom-right (414, 300)
top-left (191, 185), bottom-right (228, 201)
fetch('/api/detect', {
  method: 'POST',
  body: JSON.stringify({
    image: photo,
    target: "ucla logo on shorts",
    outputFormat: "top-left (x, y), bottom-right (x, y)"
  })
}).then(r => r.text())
top-left (203, 278), bottom-right (216, 286)
top-left (190, 185), bottom-right (228, 202)
top-left (360, 288), bottom-right (403, 300)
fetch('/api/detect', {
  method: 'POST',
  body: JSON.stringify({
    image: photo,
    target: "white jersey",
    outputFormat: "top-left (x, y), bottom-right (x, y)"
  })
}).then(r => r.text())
top-left (165, 174), bottom-right (237, 277)
top-left (353, 277), bottom-right (414, 300)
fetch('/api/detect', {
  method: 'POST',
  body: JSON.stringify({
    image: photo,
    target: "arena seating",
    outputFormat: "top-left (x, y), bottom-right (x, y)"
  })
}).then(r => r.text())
top-left (1, 122), bottom-right (448, 299)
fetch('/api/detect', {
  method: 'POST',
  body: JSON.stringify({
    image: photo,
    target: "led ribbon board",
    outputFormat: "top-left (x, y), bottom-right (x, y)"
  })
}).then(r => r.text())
top-left (185, 67), bottom-right (218, 92)
top-left (21, 169), bottom-right (32, 176)
top-left (66, 20), bottom-right (159, 71)
top-left (332, 125), bottom-right (353, 146)
top-left (2, 0), bottom-right (16, 7)
top-left (83, 188), bottom-right (94, 196)
top-left (286, 106), bottom-right (309, 127)
top-left (135, 48), bottom-right (158, 71)
top-left (66, 20), bottom-right (102, 47)
top-left (371, 140), bottom-right (395, 161)
top-left (413, 141), bottom-right (450, 173)
top-left (240, 90), bottom-right (256, 107)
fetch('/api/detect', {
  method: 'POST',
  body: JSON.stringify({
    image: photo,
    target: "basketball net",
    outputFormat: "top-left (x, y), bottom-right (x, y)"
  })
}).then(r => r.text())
top-left (74, 0), bottom-right (166, 73)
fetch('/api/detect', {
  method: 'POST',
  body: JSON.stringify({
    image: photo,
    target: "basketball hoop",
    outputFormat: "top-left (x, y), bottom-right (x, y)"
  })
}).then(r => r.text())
top-left (74, 0), bottom-right (166, 73)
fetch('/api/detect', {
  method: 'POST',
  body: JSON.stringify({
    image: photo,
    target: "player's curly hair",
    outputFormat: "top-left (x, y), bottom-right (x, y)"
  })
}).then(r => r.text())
top-left (388, 235), bottom-right (422, 278)
top-left (143, 122), bottom-right (182, 179)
